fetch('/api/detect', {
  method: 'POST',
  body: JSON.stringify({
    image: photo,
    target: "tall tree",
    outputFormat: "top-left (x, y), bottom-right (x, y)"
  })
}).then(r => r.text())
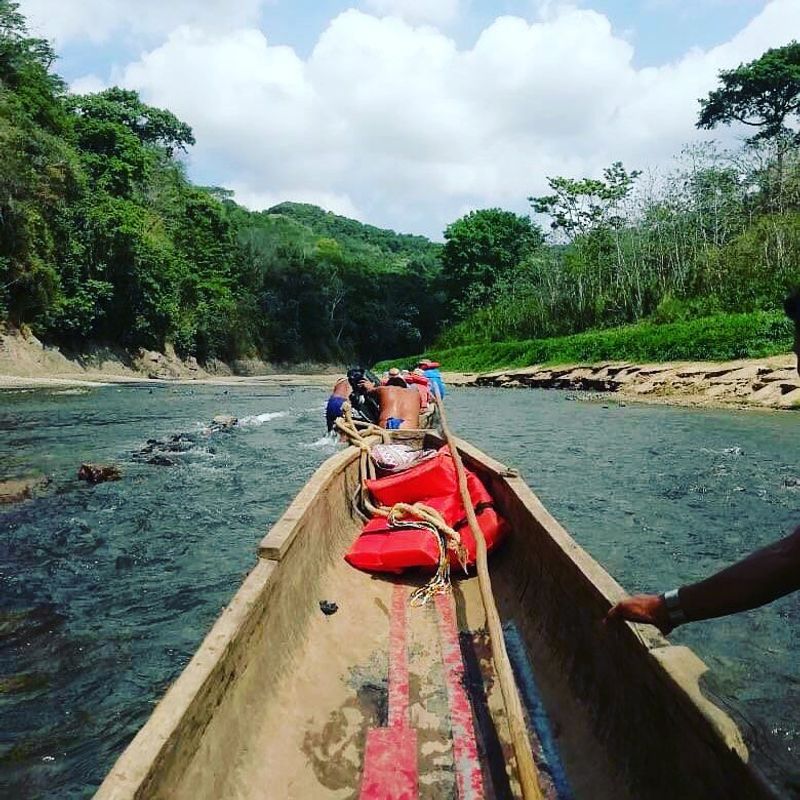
top-left (440, 208), bottom-right (543, 312)
top-left (698, 42), bottom-right (800, 209)
top-left (529, 162), bottom-right (641, 241)
top-left (697, 42), bottom-right (800, 145)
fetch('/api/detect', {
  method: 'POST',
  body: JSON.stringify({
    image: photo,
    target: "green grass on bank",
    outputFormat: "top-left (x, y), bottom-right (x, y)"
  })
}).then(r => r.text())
top-left (375, 313), bottom-right (794, 373)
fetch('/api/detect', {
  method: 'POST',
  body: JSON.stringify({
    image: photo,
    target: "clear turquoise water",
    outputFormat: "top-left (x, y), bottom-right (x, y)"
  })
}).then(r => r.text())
top-left (0, 384), bottom-right (798, 797)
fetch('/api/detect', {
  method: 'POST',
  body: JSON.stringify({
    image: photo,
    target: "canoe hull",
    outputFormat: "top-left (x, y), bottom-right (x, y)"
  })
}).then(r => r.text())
top-left (95, 436), bottom-right (778, 800)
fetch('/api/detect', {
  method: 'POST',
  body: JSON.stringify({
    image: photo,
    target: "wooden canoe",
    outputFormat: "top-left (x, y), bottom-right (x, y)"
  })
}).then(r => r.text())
top-left (95, 433), bottom-right (778, 800)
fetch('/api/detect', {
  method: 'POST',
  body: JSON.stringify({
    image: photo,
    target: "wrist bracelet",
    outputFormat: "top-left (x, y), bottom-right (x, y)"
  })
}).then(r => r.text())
top-left (662, 588), bottom-right (687, 626)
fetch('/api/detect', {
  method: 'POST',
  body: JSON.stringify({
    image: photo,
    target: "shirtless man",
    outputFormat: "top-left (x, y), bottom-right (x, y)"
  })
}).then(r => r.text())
top-left (361, 376), bottom-right (421, 429)
top-left (325, 377), bottom-right (351, 431)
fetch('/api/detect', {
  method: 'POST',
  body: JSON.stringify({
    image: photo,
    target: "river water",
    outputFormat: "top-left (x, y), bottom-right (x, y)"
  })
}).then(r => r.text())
top-left (0, 383), bottom-right (798, 798)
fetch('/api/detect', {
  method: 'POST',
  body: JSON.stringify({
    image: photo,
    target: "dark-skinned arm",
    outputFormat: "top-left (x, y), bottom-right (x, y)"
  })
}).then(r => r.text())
top-left (606, 525), bottom-right (800, 635)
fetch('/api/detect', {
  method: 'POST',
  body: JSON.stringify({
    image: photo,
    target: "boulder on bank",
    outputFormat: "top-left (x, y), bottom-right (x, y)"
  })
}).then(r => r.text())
top-left (133, 344), bottom-right (207, 380)
top-left (203, 358), bottom-right (233, 376)
top-left (78, 463), bottom-right (121, 484)
top-left (229, 358), bottom-right (272, 376)
top-left (0, 475), bottom-right (50, 504)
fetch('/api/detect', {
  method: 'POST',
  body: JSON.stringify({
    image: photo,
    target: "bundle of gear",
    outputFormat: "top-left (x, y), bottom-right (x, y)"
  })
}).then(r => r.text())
top-left (334, 405), bottom-right (507, 605)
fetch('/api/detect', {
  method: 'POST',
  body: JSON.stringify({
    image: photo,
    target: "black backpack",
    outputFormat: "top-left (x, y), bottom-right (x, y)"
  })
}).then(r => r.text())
top-left (346, 366), bottom-right (381, 424)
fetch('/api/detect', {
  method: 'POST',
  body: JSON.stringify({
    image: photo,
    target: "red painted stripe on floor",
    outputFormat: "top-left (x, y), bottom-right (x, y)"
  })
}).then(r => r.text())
top-left (388, 583), bottom-right (410, 728)
top-left (359, 584), bottom-right (418, 799)
top-left (361, 727), bottom-right (418, 800)
top-left (435, 593), bottom-right (485, 800)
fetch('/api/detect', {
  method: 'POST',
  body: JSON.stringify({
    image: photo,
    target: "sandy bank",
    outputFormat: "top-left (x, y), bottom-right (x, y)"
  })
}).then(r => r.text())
top-left (443, 354), bottom-right (800, 411)
top-left (0, 329), bottom-right (339, 390)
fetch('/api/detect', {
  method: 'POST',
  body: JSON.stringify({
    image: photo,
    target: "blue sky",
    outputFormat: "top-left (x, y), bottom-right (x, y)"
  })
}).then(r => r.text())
top-left (46, 0), bottom-right (772, 79)
top-left (258, 0), bottom-right (770, 65)
top-left (18, 0), bottom-right (799, 237)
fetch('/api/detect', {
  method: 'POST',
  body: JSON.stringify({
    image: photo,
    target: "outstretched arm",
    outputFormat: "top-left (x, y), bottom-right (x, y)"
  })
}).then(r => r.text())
top-left (606, 525), bottom-right (800, 635)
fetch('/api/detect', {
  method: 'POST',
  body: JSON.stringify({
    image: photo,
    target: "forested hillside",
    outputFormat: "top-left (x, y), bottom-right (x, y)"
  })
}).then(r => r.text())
top-left (0, 1), bottom-right (442, 366)
top-left (266, 202), bottom-right (440, 273)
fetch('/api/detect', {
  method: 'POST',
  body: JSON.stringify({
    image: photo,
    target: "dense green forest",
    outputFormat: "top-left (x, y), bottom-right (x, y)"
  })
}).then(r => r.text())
top-left (0, 2), bottom-right (442, 365)
top-left (1, 0), bottom-right (798, 371)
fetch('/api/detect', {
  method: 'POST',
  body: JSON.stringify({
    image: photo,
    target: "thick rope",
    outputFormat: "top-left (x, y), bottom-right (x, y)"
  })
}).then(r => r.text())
top-left (431, 391), bottom-right (544, 800)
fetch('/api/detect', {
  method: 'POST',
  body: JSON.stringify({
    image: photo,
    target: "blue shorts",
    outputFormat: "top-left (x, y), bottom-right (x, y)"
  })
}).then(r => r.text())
top-left (385, 417), bottom-right (404, 430)
top-left (326, 396), bottom-right (346, 431)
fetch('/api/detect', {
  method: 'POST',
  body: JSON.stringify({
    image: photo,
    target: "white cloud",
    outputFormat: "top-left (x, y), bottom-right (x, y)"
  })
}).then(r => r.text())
top-left (529, 1), bottom-right (581, 22)
top-left (18, 0), bottom-right (267, 44)
top-left (86, 0), bottom-right (800, 237)
top-left (362, 0), bottom-right (462, 26)
top-left (69, 74), bottom-right (107, 95)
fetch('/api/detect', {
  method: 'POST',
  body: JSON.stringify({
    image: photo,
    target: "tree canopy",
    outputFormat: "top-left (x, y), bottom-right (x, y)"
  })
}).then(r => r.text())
top-left (529, 162), bottom-right (641, 239)
top-left (440, 208), bottom-right (543, 312)
top-left (698, 41), bottom-right (800, 144)
top-left (69, 88), bottom-right (195, 156)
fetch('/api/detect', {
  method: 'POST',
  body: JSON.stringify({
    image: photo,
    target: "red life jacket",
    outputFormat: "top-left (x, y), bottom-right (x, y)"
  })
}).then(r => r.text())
top-left (345, 448), bottom-right (507, 573)
top-left (403, 373), bottom-right (431, 407)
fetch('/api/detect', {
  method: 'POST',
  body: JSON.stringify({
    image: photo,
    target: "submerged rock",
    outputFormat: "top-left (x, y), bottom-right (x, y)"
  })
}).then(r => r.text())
top-left (0, 672), bottom-right (48, 694)
top-left (0, 475), bottom-right (50, 505)
top-left (147, 455), bottom-right (176, 467)
top-left (211, 414), bottom-right (238, 431)
top-left (77, 463), bottom-right (121, 484)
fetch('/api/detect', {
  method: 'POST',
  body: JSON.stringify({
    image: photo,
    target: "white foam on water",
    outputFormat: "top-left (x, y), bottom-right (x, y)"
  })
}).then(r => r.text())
top-left (303, 432), bottom-right (339, 450)
top-left (700, 445), bottom-right (744, 457)
top-left (237, 411), bottom-right (290, 427)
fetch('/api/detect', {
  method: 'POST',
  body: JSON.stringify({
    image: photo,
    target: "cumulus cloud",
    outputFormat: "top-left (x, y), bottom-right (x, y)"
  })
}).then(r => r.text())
top-left (96, 1), bottom-right (800, 236)
top-left (69, 74), bottom-right (107, 95)
top-left (18, 0), bottom-right (267, 44)
top-left (362, 0), bottom-right (463, 26)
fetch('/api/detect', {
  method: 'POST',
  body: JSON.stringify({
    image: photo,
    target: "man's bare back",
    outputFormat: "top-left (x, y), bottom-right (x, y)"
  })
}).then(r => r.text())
top-left (371, 385), bottom-right (421, 429)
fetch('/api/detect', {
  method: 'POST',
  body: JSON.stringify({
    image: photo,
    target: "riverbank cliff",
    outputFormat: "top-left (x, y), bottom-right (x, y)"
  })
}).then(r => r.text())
top-left (0, 328), bottom-right (339, 389)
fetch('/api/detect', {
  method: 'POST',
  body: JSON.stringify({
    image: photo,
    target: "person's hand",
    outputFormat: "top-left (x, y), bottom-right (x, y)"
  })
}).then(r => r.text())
top-left (605, 593), bottom-right (673, 635)
top-left (359, 379), bottom-right (376, 391)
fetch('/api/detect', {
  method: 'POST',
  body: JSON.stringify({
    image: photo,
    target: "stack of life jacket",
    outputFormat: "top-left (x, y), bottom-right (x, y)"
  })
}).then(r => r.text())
top-left (403, 372), bottom-right (431, 409)
top-left (345, 446), bottom-right (508, 574)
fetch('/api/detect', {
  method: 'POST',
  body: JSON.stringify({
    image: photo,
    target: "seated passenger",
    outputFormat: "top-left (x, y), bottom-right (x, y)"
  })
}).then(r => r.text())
top-left (361, 379), bottom-right (421, 430)
top-left (418, 359), bottom-right (446, 399)
top-left (346, 366), bottom-right (381, 424)
top-left (406, 368), bottom-right (431, 409)
top-left (325, 377), bottom-right (350, 431)
top-left (381, 367), bottom-right (402, 385)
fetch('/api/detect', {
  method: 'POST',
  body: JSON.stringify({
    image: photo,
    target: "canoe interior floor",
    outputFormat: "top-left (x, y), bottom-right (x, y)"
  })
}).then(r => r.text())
top-left (211, 547), bottom-right (523, 800)
top-left (196, 539), bottom-right (627, 800)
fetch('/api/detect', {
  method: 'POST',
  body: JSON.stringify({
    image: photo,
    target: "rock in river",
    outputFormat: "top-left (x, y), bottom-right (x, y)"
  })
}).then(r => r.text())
top-left (77, 463), bottom-right (122, 484)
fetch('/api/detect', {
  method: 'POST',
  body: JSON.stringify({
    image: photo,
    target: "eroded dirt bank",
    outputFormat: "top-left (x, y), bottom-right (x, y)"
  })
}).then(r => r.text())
top-left (443, 354), bottom-right (800, 410)
top-left (0, 329), bottom-right (339, 389)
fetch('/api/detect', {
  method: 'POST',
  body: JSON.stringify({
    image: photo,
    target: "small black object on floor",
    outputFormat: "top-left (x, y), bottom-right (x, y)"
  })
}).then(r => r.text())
top-left (319, 600), bottom-right (338, 615)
